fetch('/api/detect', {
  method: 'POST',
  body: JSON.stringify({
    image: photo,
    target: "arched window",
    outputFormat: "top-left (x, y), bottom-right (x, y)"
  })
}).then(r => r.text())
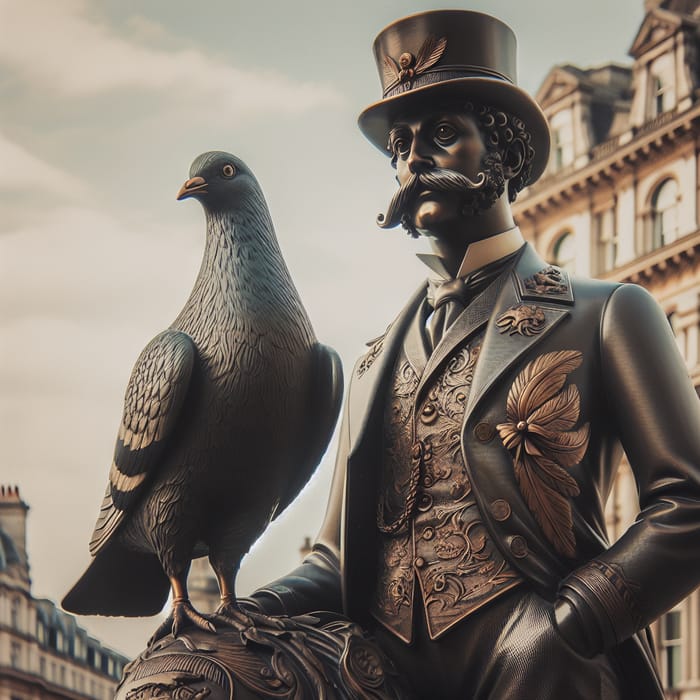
top-left (552, 231), bottom-right (576, 272)
top-left (651, 178), bottom-right (679, 248)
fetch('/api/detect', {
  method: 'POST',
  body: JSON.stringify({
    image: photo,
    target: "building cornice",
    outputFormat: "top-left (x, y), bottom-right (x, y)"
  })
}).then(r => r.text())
top-left (600, 228), bottom-right (700, 284)
top-left (515, 103), bottom-right (700, 219)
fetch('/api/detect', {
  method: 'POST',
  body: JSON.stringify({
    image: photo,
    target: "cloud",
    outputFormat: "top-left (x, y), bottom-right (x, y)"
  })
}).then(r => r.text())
top-left (0, 0), bottom-right (343, 116)
top-left (0, 131), bottom-right (87, 197)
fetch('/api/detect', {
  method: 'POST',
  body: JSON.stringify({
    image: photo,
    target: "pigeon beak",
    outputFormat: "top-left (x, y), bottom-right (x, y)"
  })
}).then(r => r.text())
top-left (177, 176), bottom-right (208, 200)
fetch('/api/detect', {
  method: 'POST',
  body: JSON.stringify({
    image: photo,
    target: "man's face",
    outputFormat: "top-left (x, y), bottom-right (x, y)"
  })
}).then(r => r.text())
top-left (388, 110), bottom-right (487, 233)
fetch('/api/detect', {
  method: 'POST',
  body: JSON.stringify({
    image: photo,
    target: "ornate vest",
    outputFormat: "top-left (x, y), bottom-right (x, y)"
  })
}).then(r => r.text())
top-left (371, 319), bottom-right (522, 643)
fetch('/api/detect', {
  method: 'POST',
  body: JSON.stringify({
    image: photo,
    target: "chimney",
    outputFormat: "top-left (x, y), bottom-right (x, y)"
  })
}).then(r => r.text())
top-left (0, 485), bottom-right (30, 587)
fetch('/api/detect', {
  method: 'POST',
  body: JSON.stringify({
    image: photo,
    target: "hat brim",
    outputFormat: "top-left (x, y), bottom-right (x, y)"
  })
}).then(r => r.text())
top-left (358, 76), bottom-right (550, 185)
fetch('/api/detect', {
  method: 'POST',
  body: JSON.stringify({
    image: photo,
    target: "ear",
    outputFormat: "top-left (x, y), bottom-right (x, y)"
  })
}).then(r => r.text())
top-left (502, 139), bottom-right (526, 180)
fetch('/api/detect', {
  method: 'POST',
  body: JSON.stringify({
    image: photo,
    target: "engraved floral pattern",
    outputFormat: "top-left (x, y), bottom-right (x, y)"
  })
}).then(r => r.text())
top-left (373, 337), bottom-right (521, 640)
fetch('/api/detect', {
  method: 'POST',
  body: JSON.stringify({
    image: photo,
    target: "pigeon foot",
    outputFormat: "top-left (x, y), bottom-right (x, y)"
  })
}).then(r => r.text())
top-left (148, 597), bottom-right (215, 646)
top-left (208, 596), bottom-right (252, 630)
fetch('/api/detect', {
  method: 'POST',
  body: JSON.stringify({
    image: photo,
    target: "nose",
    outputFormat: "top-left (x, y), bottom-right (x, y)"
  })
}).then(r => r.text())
top-left (406, 137), bottom-right (433, 175)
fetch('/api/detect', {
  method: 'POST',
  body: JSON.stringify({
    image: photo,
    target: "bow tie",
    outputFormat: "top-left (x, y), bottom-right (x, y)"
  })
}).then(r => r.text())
top-left (427, 255), bottom-right (513, 310)
top-left (425, 253), bottom-right (516, 351)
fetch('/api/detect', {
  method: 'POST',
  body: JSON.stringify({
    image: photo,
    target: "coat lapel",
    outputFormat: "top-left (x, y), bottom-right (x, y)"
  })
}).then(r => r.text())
top-left (347, 284), bottom-right (426, 452)
top-left (415, 268), bottom-right (507, 401)
top-left (464, 244), bottom-right (573, 422)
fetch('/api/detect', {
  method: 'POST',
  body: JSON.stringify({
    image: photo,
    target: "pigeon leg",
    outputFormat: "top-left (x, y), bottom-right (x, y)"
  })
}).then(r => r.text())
top-left (208, 552), bottom-right (249, 627)
top-left (148, 571), bottom-right (215, 645)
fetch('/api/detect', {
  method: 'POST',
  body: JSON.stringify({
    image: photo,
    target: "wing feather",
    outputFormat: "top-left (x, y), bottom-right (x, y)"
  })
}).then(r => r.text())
top-left (89, 330), bottom-right (195, 556)
top-left (414, 36), bottom-right (447, 72)
top-left (498, 350), bottom-right (588, 558)
top-left (383, 56), bottom-right (400, 84)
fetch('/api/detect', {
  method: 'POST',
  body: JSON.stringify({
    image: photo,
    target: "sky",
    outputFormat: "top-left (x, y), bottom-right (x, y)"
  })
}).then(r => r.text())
top-left (0, 0), bottom-right (645, 657)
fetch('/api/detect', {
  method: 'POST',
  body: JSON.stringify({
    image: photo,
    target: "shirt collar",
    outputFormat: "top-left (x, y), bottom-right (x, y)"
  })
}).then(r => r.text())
top-left (416, 227), bottom-right (525, 280)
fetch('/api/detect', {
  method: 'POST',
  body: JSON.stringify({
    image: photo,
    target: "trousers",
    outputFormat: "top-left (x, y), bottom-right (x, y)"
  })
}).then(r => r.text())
top-left (373, 587), bottom-right (621, 699)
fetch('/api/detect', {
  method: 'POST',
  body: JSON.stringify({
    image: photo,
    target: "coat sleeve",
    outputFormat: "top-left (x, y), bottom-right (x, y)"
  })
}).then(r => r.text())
top-left (554, 283), bottom-right (700, 656)
top-left (242, 396), bottom-right (350, 616)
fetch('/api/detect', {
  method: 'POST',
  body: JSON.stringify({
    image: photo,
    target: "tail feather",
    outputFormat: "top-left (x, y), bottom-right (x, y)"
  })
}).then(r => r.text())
top-left (89, 486), bottom-right (125, 557)
top-left (62, 542), bottom-right (169, 617)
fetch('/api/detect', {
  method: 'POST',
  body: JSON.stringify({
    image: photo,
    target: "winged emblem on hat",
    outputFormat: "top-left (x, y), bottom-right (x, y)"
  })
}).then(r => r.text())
top-left (383, 35), bottom-right (448, 87)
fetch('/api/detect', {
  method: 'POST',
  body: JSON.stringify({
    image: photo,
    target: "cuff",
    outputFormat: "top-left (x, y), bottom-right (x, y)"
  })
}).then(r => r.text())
top-left (557, 559), bottom-right (642, 655)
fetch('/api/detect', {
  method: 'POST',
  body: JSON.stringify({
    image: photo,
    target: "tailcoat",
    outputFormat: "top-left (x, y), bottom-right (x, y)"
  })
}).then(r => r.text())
top-left (250, 244), bottom-right (700, 699)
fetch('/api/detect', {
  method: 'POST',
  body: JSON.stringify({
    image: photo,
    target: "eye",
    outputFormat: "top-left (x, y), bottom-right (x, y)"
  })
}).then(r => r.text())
top-left (390, 135), bottom-right (410, 159)
top-left (434, 122), bottom-right (457, 145)
top-left (221, 164), bottom-right (235, 178)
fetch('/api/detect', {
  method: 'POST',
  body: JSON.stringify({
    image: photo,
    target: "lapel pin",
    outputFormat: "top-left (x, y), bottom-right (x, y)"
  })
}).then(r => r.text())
top-left (495, 304), bottom-right (546, 336)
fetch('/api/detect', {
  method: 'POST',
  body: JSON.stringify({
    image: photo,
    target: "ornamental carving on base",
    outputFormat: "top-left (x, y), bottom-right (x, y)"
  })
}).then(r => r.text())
top-left (115, 612), bottom-right (408, 700)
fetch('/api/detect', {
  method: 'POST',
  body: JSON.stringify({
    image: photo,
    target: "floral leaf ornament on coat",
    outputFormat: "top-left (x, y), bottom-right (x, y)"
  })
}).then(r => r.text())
top-left (496, 350), bottom-right (590, 558)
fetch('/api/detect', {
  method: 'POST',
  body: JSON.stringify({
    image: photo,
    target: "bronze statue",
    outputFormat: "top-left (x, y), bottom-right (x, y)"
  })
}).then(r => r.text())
top-left (63, 10), bottom-right (700, 700)
top-left (241, 10), bottom-right (700, 700)
top-left (61, 152), bottom-right (344, 640)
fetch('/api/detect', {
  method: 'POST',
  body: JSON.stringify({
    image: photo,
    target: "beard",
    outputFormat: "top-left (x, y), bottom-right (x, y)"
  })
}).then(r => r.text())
top-left (377, 152), bottom-right (506, 238)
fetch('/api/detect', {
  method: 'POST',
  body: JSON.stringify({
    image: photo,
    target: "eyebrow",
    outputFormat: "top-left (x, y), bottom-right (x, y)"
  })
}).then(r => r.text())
top-left (388, 125), bottom-right (409, 140)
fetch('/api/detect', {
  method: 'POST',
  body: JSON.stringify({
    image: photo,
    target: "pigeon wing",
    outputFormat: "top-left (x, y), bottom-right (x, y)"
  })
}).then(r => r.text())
top-left (274, 343), bottom-right (344, 518)
top-left (89, 329), bottom-right (196, 556)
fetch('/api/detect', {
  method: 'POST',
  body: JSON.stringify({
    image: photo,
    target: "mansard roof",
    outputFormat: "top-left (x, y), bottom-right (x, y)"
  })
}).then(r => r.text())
top-left (0, 526), bottom-right (20, 572)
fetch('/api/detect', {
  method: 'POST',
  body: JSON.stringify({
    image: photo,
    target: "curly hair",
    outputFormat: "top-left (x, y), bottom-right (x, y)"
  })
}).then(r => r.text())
top-left (463, 101), bottom-right (536, 202)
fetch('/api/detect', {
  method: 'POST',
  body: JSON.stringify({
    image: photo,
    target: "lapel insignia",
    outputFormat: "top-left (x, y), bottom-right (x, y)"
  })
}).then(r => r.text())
top-left (495, 303), bottom-right (546, 337)
top-left (496, 350), bottom-right (589, 558)
top-left (523, 266), bottom-right (568, 296)
top-left (383, 35), bottom-right (447, 89)
top-left (357, 334), bottom-right (386, 378)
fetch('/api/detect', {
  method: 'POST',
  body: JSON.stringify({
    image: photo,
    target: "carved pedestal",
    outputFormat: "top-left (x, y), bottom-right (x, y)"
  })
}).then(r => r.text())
top-left (115, 611), bottom-right (408, 700)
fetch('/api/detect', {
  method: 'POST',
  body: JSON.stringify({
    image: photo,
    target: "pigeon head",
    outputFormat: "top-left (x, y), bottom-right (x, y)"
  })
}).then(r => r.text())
top-left (177, 151), bottom-right (259, 213)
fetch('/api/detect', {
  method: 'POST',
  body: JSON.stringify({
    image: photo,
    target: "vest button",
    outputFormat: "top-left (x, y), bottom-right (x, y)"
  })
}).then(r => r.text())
top-left (474, 422), bottom-right (496, 442)
top-left (422, 527), bottom-right (434, 541)
top-left (418, 493), bottom-right (433, 511)
top-left (509, 535), bottom-right (528, 558)
top-left (414, 557), bottom-right (426, 568)
top-left (491, 499), bottom-right (511, 521)
top-left (420, 403), bottom-right (438, 424)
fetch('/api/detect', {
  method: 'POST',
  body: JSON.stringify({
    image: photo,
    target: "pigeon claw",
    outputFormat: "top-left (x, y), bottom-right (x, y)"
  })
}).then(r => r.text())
top-left (148, 598), bottom-right (216, 646)
top-left (208, 599), bottom-right (252, 630)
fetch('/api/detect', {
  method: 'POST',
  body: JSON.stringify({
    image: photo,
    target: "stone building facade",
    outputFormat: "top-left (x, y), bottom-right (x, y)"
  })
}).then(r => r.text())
top-left (513, 1), bottom-right (700, 697)
top-left (0, 486), bottom-right (127, 700)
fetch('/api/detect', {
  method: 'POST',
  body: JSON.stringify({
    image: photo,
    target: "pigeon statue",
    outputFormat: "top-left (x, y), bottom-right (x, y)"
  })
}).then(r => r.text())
top-left (62, 151), bottom-right (343, 642)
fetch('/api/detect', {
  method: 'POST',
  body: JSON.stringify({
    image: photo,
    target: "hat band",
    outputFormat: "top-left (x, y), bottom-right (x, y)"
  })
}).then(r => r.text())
top-left (383, 66), bottom-right (513, 99)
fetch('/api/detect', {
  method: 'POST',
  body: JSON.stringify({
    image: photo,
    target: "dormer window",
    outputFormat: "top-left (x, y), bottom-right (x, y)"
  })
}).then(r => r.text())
top-left (648, 54), bottom-right (675, 118)
top-left (652, 75), bottom-right (674, 116)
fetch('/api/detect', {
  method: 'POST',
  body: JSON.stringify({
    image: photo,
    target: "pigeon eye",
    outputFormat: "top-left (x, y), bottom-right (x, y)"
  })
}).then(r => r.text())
top-left (222, 164), bottom-right (236, 178)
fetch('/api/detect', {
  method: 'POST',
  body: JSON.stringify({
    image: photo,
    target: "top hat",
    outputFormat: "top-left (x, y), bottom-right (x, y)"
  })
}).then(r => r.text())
top-left (358, 10), bottom-right (550, 185)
